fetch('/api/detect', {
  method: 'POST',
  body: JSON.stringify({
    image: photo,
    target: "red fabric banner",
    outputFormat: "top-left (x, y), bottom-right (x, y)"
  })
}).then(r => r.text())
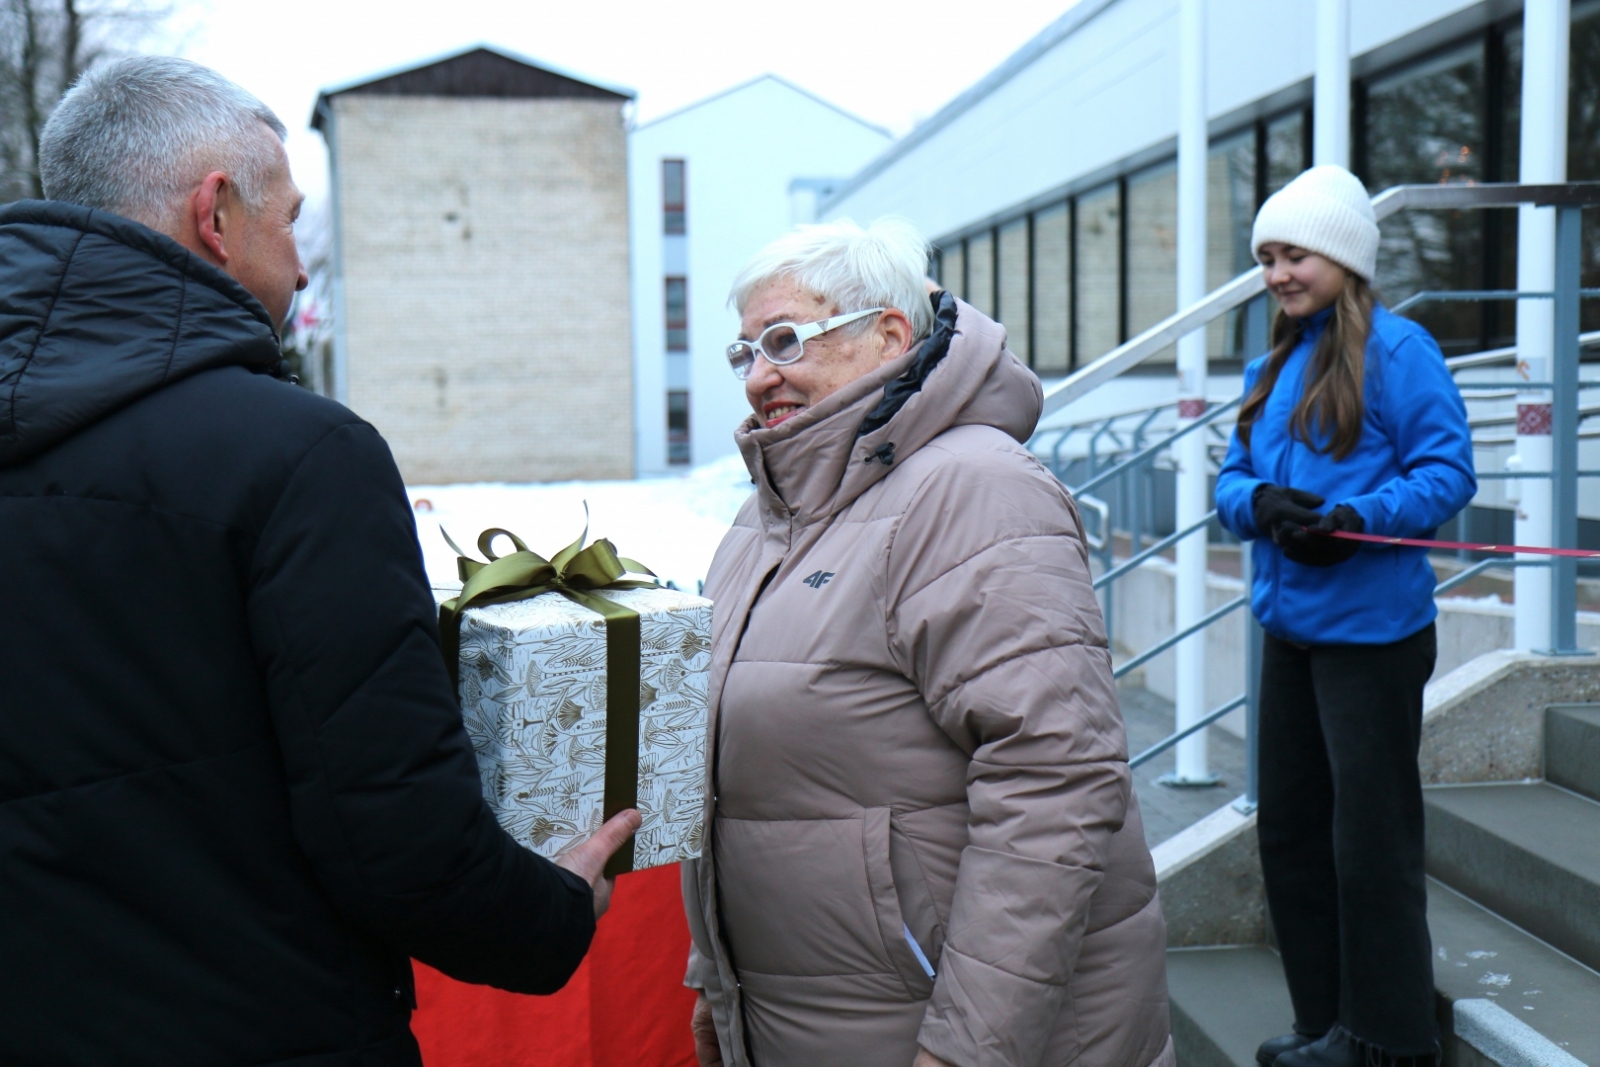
top-left (411, 863), bottom-right (698, 1067)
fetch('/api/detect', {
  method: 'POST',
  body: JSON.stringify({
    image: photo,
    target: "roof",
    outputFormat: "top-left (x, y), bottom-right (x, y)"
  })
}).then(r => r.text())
top-left (816, 0), bottom-right (1119, 215)
top-left (632, 74), bottom-right (890, 138)
top-left (312, 45), bottom-right (634, 131)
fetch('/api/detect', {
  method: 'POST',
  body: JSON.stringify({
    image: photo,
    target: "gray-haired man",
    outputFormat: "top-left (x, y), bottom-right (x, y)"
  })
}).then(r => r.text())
top-left (0, 56), bottom-right (637, 1067)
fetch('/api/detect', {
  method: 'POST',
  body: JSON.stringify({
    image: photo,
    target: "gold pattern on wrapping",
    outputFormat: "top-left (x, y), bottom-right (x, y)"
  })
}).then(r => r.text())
top-left (455, 586), bottom-right (711, 869)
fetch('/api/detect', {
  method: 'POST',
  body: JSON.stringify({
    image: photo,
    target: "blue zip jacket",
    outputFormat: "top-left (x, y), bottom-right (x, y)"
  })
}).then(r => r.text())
top-left (1215, 304), bottom-right (1476, 645)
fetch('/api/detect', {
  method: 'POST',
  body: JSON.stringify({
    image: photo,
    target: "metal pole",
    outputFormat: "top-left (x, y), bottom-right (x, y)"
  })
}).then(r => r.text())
top-left (1168, 0), bottom-right (1215, 786)
top-left (1550, 205), bottom-right (1582, 653)
top-left (1313, 0), bottom-right (1351, 167)
top-left (1235, 544), bottom-right (1262, 815)
top-left (1514, 0), bottom-right (1569, 652)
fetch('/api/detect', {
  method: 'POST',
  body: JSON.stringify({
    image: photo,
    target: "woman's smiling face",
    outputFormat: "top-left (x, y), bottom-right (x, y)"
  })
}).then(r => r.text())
top-left (739, 277), bottom-right (912, 429)
top-left (1257, 243), bottom-right (1348, 319)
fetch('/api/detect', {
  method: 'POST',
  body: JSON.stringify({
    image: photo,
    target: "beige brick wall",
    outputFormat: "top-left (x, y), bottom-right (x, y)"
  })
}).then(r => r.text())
top-left (332, 95), bottom-right (633, 484)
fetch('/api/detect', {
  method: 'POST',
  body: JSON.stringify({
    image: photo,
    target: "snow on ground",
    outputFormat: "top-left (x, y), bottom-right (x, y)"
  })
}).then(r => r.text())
top-left (407, 454), bottom-right (754, 594)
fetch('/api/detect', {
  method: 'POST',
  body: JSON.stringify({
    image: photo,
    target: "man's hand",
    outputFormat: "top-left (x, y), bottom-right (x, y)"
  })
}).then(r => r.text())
top-left (554, 809), bottom-right (642, 918)
top-left (691, 992), bottom-right (722, 1066)
top-left (913, 1047), bottom-right (956, 1067)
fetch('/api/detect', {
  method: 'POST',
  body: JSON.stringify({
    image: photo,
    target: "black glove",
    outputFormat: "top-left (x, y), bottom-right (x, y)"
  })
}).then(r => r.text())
top-left (1253, 484), bottom-right (1366, 567)
top-left (1252, 484), bottom-right (1325, 547)
top-left (1299, 504), bottom-right (1365, 567)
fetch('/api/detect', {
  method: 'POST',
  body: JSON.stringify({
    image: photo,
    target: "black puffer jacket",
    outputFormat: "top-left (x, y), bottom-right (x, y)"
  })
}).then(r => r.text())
top-left (0, 201), bottom-right (594, 1067)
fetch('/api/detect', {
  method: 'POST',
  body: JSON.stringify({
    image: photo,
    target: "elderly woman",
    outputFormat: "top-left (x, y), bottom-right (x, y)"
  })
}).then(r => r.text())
top-left (681, 218), bottom-right (1173, 1067)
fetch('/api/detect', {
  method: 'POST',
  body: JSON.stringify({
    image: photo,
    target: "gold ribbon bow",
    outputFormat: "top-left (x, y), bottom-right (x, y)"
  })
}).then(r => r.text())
top-left (438, 514), bottom-right (657, 876)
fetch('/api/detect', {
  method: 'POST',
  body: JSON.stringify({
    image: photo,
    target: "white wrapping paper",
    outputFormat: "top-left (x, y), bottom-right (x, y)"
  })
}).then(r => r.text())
top-left (450, 586), bottom-right (711, 871)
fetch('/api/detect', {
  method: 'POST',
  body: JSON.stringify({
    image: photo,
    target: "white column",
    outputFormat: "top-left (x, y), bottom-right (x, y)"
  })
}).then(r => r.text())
top-left (1513, 0), bottom-right (1569, 652)
top-left (1170, 0), bottom-right (1214, 786)
top-left (1313, 0), bottom-right (1351, 168)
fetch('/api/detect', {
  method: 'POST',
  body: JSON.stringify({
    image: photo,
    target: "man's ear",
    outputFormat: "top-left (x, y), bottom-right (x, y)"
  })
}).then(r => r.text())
top-left (191, 171), bottom-right (233, 266)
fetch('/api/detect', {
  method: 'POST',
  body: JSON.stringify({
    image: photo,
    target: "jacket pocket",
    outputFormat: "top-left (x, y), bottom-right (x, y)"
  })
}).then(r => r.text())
top-left (862, 807), bottom-right (938, 1000)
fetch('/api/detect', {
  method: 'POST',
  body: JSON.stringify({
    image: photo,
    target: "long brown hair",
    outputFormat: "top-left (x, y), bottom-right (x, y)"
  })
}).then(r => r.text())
top-left (1236, 273), bottom-right (1376, 461)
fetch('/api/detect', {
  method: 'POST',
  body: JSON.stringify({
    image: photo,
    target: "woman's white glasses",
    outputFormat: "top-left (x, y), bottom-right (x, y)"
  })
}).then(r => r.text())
top-left (726, 308), bottom-right (885, 380)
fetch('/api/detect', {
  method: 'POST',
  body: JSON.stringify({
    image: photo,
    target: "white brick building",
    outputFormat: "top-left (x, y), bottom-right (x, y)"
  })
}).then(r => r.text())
top-left (314, 47), bottom-right (635, 484)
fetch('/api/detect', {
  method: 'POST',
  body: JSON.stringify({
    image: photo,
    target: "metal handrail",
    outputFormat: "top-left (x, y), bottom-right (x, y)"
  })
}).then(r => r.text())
top-left (1070, 398), bottom-right (1241, 499)
top-left (1393, 288), bottom-right (1600, 314)
top-left (1445, 329), bottom-right (1600, 371)
top-left (1114, 595), bottom-right (1248, 680)
top-left (1094, 510), bottom-right (1218, 590)
top-left (1042, 182), bottom-right (1600, 416)
top-left (1130, 695), bottom-right (1246, 769)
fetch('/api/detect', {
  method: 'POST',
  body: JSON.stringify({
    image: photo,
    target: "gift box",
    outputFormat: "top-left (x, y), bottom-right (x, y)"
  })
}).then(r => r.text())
top-left (454, 588), bottom-right (711, 871)
top-left (436, 527), bottom-right (710, 875)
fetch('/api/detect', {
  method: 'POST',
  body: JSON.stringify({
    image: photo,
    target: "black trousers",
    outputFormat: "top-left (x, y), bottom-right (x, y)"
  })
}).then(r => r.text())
top-left (1257, 623), bottom-right (1438, 1055)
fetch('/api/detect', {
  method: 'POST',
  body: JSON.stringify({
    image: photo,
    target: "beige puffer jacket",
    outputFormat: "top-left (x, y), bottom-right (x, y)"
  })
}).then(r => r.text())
top-left (682, 294), bottom-right (1173, 1067)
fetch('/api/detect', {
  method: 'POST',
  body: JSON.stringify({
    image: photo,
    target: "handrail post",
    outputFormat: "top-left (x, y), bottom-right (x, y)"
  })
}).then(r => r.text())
top-left (1166, 0), bottom-right (1216, 788)
top-left (1233, 545), bottom-right (1262, 814)
top-left (1550, 204), bottom-right (1582, 653)
top-left (1515, 0), bottom-right (1569, 652)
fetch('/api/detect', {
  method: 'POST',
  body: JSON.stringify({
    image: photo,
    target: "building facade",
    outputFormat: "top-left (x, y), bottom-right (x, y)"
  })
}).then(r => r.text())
top-left (823, 0), bottom-right (1600, 384)
top-left (314, 47), bottom-right (635, 484)
top-left (628, 76), bottom-right (891, 475)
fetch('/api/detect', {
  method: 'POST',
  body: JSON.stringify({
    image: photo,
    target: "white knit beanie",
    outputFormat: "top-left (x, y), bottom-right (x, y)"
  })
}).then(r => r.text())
top-left (1250, 165), bottom-right (1379, 282)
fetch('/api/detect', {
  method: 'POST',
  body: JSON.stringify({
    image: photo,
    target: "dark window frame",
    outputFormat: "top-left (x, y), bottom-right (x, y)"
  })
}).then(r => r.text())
top-left (662, 159), bottom-right (686, 236)
top-left (666, 389), bottom-right (690, 466)
top-left (664, 275), bottom-right (688, 352)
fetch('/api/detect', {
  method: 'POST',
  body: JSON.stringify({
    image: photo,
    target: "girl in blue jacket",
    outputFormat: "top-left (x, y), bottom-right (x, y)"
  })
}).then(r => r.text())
top-left (1215, 166), bottom-right (1475, 1067)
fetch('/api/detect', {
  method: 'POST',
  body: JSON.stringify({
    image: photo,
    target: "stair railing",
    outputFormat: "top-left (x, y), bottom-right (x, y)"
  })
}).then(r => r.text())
top-left (1028, 181), bottom-right (1600, 816)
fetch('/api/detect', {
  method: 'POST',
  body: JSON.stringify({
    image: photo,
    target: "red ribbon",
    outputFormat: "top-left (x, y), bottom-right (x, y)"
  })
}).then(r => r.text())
top-left (1325, 530), bottom-right (1600, 558)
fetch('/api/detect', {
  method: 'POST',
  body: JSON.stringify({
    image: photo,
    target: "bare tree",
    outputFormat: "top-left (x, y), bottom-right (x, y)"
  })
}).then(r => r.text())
top-left (0, 0), bottom-right (171, 203)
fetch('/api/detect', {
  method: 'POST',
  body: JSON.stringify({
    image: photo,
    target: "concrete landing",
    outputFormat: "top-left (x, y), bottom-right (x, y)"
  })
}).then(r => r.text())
top-left (1120, 685), bottom-right (1248, 848)
top-left (1167, 946), bottom-right (1295, 1067)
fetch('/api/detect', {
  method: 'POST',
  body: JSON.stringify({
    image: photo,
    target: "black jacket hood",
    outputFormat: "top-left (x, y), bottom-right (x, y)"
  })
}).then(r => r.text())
top-left (0, 199), bottom-right (283, 468)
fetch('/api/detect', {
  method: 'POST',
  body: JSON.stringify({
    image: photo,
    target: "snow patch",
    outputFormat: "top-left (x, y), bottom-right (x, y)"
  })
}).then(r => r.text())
top-left (409, 455), bottom-right (754, 593)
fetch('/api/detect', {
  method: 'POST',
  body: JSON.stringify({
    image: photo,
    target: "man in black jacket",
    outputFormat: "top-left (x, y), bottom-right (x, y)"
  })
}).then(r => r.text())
top-left (0, 56), bottom-right (639, 1067)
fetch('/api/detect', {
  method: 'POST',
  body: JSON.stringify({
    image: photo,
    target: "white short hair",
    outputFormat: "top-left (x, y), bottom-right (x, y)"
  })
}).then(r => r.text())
top-left (39, 55), bottom-right (288, 227)
top-left (729, 217), bottom-right (934, 341)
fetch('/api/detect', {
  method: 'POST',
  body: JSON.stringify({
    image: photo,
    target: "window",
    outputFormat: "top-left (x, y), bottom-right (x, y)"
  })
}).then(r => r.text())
top-left (1364, 42), bottom-right (1487, 353)
top-left (1032, 202), bottom-right (1072, 374)
top-left (1075, 182), bottom-right (1122, 362)
top-left (1263, 110), bottom-right (1308, 198)
top-left (967, 231), bottom-right (995, 317)
top-left (1572, 2), bottom-right (1600, 333)
top-left (664, 276), bottom-right (688, 351)
top-left (667, 391), bottom-right (690, 466)
top-left (1510, 2), bottom-right (1600, 334)
top-left (1208, 129), bottom-right (1257, 358)
top-left (943, 242), bottom-right (966, 302)
top-left (1126, 162), bottom-right (1178, 360)
top-left (662, 160), bottom-right (686, 235)
top-left (997, 218), bottom-right (1031, 365)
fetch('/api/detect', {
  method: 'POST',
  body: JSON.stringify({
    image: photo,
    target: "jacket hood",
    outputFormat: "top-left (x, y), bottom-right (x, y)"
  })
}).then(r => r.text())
top-left (735, 291), bottom-right (1042, 525)
top-left (0, 200), bottom-right (284, 468)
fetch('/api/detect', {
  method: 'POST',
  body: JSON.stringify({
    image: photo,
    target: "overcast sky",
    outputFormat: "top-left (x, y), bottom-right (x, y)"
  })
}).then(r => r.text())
top-left (171, 0), bottom-right (1080, 206)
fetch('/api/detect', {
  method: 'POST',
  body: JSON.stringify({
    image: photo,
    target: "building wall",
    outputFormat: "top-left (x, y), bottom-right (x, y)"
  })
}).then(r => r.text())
top-left (822, 0), bottom-right (1485, 241)
top-left (332, 94), bottom-right (632, 484)
top-left (629, 78), bottom-right (891, 474)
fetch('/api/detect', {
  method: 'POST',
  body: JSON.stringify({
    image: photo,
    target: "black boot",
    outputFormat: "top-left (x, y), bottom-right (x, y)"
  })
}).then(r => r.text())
top-left (1256, 1031), bottom-right (1322, 1066)
top-left (1277, 1026), bottom-right (1440, 1067)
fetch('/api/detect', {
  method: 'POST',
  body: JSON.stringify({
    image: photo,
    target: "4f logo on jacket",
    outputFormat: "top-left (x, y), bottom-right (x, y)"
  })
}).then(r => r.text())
top-left (801, 571), bottom-right (835, 589)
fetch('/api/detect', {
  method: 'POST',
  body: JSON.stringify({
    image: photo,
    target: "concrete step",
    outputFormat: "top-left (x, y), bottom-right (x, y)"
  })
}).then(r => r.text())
top-left (1166, 888), bottom-right (1600, 1067)
top-left (1428, 877), bottom-right (1600, 1065)
top-left (1545, 704), bottom-right (1600, 803)
top-left (1167, 946), bottom-right (1295, 1067)
top-left (1425, 781), bottom-right (1600, 972)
